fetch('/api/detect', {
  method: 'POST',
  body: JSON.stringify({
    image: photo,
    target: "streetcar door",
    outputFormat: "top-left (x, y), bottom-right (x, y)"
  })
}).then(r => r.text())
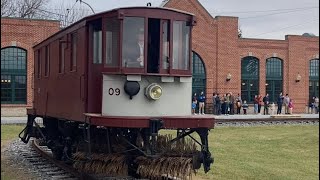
top-left (147, 18), bottom-right (160, 73)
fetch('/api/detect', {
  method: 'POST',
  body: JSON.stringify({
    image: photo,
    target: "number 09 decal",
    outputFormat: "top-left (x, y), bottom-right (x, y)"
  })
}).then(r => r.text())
top-left (108, 88), bottom-right (120, 96)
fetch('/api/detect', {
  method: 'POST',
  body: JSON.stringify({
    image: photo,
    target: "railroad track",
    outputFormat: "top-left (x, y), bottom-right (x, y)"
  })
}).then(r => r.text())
top-left (215, 117), bottom-right (319, 126)
top-left (32, 139), bottom-right (142, 180)
top-left (10, 139), bottom-right (137, 180)
top-left (5, 139), bottom-right (78, 180)
top-left (31, 139), bottom-right (94, 180)
top-left (9, 118), bottom-right (317, 179)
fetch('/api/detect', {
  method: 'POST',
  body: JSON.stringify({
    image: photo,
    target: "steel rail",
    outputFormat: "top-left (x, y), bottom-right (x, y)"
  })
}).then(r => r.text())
top-left (215, 117), bottom-right (319, 124)
top-left (31, 140), bottom-right (97, 180)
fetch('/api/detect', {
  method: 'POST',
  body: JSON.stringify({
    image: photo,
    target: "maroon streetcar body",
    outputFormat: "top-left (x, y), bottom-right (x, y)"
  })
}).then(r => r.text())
top-left (85, 113), bottom-right (215, 128)
top-left (29, 6), bottom-right (214, 129)
top-left (21, 6), bottom-right (215, 177)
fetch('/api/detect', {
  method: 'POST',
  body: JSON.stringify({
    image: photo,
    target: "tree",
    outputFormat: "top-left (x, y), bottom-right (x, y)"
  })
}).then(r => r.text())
top-left (1, 0), bottom-right (49, 18)
top-left (1, 0), bottom-right (16, 17)
top-left (1, 0), bottom-right (92, 27)
top-left (51, 1), bottom-right (91, 27)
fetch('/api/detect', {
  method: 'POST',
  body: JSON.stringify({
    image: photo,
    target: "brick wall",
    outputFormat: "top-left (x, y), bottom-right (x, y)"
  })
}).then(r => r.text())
top-left (165, 0), bottom-right (319, 113)
top-left (1, 3), bottom-right (319, 115)
top-left (1, 17), bottom-right (60, 113)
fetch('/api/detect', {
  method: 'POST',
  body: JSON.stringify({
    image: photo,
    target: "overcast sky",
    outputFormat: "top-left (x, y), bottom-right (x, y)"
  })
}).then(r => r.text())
top-left (50, 0), bottom-right (319, 40)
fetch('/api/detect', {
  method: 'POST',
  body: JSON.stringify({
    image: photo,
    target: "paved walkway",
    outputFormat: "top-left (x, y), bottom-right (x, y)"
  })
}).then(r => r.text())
top-left (1, 114), bottom-right (319, 124)
top-left (213, 113), bottom-right (319, 119)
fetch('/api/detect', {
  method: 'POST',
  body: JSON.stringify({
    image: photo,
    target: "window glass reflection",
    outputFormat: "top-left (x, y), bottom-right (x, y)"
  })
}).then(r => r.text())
top-left (122, 17), bottom-right (145, 68)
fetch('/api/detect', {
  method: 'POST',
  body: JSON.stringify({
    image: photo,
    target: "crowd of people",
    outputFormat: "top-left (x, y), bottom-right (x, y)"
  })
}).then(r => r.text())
top-left (191, 91), bottom-right (317, 115)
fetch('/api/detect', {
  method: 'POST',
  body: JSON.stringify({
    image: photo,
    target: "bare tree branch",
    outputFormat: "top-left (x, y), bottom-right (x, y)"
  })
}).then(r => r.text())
top-left (51, 1), bottom-right (91, 27)
top-left (1, 0), bottom-right (17, 17)
top-left (1, 0), bottom-right (92, 28)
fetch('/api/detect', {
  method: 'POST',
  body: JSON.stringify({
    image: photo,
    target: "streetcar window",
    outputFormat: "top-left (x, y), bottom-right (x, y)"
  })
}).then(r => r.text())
top-left (59, 38), bottom-right (65, 73)
top-left (70, 32), bottom-right (77, 71)
top-left (90, 20), bottom-right (102, 64)
top-left (122, 17), bottom-right (144, 68)
top-left (162, 20), bottom-right (170, 70)
top-left (172, 21), bottom-right (190, 70)
top-left (147, 18), bottom-right (160, 73)
top-left (37, 49), bottom-right (41, 78)
top-left (105, 17), bottom-right (120, 67)
top-left (44, 45), bottom-right (50, 76)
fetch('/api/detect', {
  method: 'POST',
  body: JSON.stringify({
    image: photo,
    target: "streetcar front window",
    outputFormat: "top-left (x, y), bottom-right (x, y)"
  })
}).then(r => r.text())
top-left (172, 21), bottom-right (190, 70)
top-left (90, 20), bottom-right (102, 64)
top-left (162, 20), bottom-right (170, 70)
top-left (122, 17), bottom-right (145, 68)
top-left (105, 17), bottom-right (120, 67)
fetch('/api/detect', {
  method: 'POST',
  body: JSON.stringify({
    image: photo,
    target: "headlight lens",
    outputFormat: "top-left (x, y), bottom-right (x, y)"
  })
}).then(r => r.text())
top-left (146, 83), bottom-right (162, 100)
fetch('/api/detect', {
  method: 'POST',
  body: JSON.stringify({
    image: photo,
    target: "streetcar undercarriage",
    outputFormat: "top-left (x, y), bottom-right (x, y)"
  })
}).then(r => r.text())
top-left (20, 115), bottom-right (214, 179)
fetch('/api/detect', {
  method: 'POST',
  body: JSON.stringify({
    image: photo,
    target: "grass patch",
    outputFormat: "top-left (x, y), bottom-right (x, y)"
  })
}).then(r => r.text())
top-left (196, 125), bottom-right (319, 180)
top-left (1, 125), bottom-right (318, 180)
top-left (1, 124), bottom-right (34, 180)
top-left (1, 124), bottom-right (24, 148)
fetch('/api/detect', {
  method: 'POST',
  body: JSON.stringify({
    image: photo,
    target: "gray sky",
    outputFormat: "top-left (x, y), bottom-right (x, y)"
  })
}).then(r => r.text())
top-left (50, 0), bottom-right (319, 40)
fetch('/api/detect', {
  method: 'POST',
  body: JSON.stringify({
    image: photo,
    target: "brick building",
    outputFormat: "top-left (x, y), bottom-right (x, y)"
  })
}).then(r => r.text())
top-left (1, 0), bottom-right (319, 115)
top-left (163, 0), bottom-right (319, 113)
top-left (1, 17), bottom-right (60, 116)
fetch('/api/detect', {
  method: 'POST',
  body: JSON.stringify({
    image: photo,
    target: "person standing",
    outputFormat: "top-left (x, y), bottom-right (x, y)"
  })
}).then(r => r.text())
top-left (315, 96), bottom-right (319, 114)
top-left (236, 98), bottom-right (242, 114)
top-left (277, 92), bottom-right (284, 115)
top-left (192, 93), bottom-right (198, 115)
top-left (225, 93), bottom-right (230, 115)
top-left (283, 94), bottom-right (290, 114)
top-left (263, 94), bottom-right (269, 115)
top-left (212, 93), bottom-right (217, 115)
top-left (242, 100), bottom-right (249, 115)
top-left (288, 99), bottom-right (294, 114)
top-left (221, 94), bottom-right (226, 115)
top-left (198, 91), bottom-right (206, 115)
top-left (309, 97), bottom-right (315, 114)
top-left (215, 93), bottom-right (221, 115)
top-left (253, 95), bottom-right (259, 114)
top-left (258, 94), bottom-right (263, 114)
top-left (229, 92), bottom-right (235, 115)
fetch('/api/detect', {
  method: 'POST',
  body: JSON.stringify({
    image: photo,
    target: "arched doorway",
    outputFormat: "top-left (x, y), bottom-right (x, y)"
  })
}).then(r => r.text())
top-left (266, 57), bottom-right (283, 103)
top-left (1, 47), bottom-right (27, 104)
top-left (192, 51), bottom-right (206, 98)
top-left (241, 56), bottom-right (259, 103)
top-left (309, 58), bottom-right (319, 99)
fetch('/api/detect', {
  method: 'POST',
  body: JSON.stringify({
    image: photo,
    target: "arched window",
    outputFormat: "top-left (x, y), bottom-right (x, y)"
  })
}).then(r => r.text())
top-left (241, 56), bottom-right (259, 103)
top-left (1, 47), bottom-right (27, 104)
top-left (266, 57), bottom-right (283, 103)
top-left (192, 52), bottom-right (206, 95)
top-left (309, 59), bottom-right (319, 99)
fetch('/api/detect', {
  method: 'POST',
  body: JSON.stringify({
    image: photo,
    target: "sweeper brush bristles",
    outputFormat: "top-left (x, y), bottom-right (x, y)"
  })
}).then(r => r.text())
top-left (73, 152), bottom-right (128, 176)
top-left (135, 156), bottom-right (193, 179)
top-left (72, 135), bottom-right (199, 179)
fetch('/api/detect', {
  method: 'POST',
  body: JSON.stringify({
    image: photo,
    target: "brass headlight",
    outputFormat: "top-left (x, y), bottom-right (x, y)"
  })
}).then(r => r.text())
top-left (145, 83), bottom-right (162, 100)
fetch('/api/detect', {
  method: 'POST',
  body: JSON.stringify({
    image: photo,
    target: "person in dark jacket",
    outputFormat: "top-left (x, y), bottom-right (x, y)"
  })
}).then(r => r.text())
top-left (242, 100), bottom-right (249, 115)
top-left (215, 93), bottom-right (221, 115)
top-left (277, 92), bottom-right (284, 114)
top-left (263, 94), bottom-right (269, 115)
top-left (212, 93), bottom-right (217, 115)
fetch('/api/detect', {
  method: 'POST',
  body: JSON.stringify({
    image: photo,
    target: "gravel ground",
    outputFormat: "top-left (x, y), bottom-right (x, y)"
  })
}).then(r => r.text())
top-left (215, 120), bottom-right (319, 127)
top-left (3, 139), bottom-right (55, 180)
